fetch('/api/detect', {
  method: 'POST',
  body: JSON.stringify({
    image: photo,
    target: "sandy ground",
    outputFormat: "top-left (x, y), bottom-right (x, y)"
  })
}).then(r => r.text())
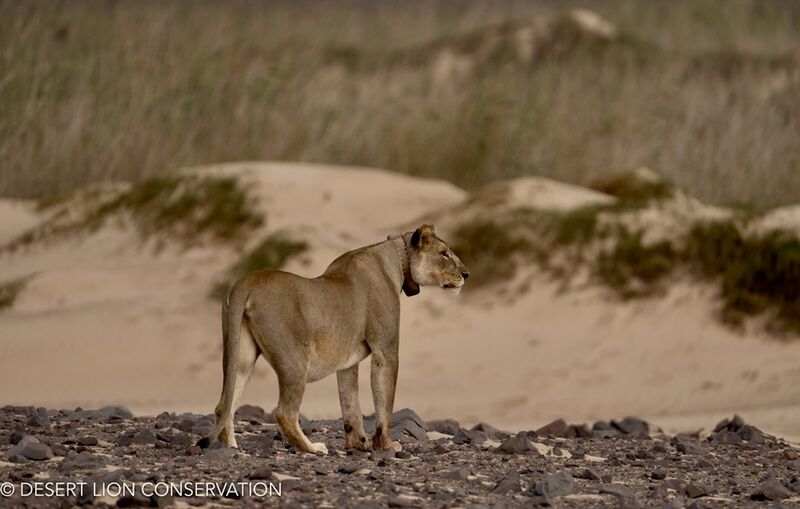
top-left (0, 162), bottom-right (799, 443)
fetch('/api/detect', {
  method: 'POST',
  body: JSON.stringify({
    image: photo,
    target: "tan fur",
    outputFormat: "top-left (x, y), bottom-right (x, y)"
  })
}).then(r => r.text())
top-left (208, 224), bottom-right (468, 454)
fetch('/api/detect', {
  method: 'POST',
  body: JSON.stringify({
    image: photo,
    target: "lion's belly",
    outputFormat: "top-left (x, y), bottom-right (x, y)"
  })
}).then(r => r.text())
top-left (306, 336), bottom-right (371, 383)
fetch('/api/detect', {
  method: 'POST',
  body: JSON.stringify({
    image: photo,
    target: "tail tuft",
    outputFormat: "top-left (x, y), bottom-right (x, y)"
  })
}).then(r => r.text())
top-left (196, 437), bottom-right (211, 449)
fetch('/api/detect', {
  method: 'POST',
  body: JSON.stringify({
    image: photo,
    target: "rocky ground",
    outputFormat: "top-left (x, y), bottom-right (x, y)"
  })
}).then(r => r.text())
top-left (1, 406), bottom-right (799, 508)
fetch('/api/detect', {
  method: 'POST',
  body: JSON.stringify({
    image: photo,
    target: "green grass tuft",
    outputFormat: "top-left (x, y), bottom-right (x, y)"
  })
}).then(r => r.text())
top-left (686, 222), bottom-right (800, 334)
top-left (94, 175), bottom-right (264, 244)
top-left (0, 275), bottom-right (30, 310)
top-left (210, 233), bottom-right (308, 300)
top-left (451, 220), bottom-right (537, 287)
top-left (595, 228), bottom-right (677, 299)
top-left (451, 202), bottom-right (800, 337)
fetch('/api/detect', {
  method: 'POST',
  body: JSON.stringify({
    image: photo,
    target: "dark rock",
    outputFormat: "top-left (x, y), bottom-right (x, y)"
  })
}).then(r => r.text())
top-left (788, 459), bottom-right (800, 471)
top-left (116, 433), bottom-right (134, 447)
top-left (203, 446), bottom-right (237, 460)
top-left (452, 428), bottom-right (487, 445)
top-left (427, 419), bottom-right (460, 436)
top-left (593, 421), bottom-right (622, 438)
top-left (713, 414), bottom-right (745, 433)
top-left (535, 419), bottom-right (568, 437)
top-left (6, 436), bottom-right (54, 461)
top-left (650, 468), bottom-right (668, 480)
top-left (59, 451), bottom-right (106, 470)
top-left (387, 495), bottom-right (422, 508)
top-left (364, 408), bottom-right (428, 441)
top-left (392, 408), bottom-right (429, 441)
top-left (26, 412), bottom-right (50, 427)
top-left (313, 465), bottom-right (328, 476)
top-left (395, 450), bottom-right (411, 459)
top-left (737, 424), bottom-right (765, 444)
top-left (566, 424), bottom-right (592, 438)
top-left (497, 434), bottom-right (538, 455)
top-left (601, 484), bottom-right (635, 499)
top-left (574, 468), bottom-right (601, 481)
top-left (750, 479), bottom-right (792, 501)
top-left (76, 488), bottom-right (94, 506)
top-left (184, 445), bottom-right (201, 456)
top-left (235, 404), bottom-right (272, 424)
top-left (528, 495), bottom-right (553, 507)
top-left (338, 462), bottom-right (365, 474)
top-left (440, 467), bottom-right (471, 481)
top-left (685, 483), bottom-right (709, 498)
top-left (97, 406), bottom-right (133, 420)
top-left (131, 429), bottom-right (157, 445)
top-left (9, 430), bottom-right (25, 445)
top-left (493, 470), bottom-right (521, 494)
top-left (247, 466), bottom-right (272, 480)
top-left (612, 417), bottom-right (649, 435)
top-left (115, 494), bottom-right (151, 507)
top-left (150, 495), bottom-right (173, 508)
top-left (534, 471), bottom-right (574, 497)
top-left (392, 419), bottom-right (428, 441)
top-left (471, 422), bottom-right (502, 435)
top-left (709, 430), bottom-right (742, 445)
top-left (190, 422), bottom-right (213, 436)
top-left (371, 448), bottom-right (395, 461)
top-left (77, 435), bottom-right (99, 446)
top-left (155, 431), bottom-right (193, 447)
top-left (51, 443), bottom-right (68, 456)
top-left (671, 436), bottom-right (706, 455)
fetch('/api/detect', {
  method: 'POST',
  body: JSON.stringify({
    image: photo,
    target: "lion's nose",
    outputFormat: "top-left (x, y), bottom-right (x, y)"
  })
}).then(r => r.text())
top-left (462, 271), bottom-right (470, 280)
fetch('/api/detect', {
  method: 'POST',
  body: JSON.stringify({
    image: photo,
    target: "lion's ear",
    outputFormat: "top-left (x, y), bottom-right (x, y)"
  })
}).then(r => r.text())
top-left (402, 273), bottom-right (420, 297)
top-left (411, 224), bottom-right (436, 249)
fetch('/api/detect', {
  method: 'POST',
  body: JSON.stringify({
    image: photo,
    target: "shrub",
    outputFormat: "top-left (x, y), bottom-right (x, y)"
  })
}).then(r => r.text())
top-left (595, 228), bottom-right (677, 299)
top-left (0, 275), bottom-right (30, 310)
top-left (686, 222), bottom-right (800, 333)
top-left (450, 220), bottom-right (536, 287)
top-left (94, 175), bottom-right (264, 244)
top-left (210, 233), bottom-right (308, 300)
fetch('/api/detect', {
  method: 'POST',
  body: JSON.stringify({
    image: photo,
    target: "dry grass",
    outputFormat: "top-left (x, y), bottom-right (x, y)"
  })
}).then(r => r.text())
top-left (1, 0), bottom-right (799, 207)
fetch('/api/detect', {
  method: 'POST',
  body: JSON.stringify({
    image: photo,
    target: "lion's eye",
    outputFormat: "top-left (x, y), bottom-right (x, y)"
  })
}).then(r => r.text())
top-left (442, 251), bottom-right (450, 258)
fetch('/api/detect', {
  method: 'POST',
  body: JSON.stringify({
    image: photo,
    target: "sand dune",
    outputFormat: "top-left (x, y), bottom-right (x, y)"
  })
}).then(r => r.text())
top-left (0, 162), bottom-right (798, 442)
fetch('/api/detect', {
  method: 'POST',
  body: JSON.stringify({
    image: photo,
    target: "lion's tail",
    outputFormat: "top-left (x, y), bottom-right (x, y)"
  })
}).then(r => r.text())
top-left (204, 282), bottom-right (249, 446)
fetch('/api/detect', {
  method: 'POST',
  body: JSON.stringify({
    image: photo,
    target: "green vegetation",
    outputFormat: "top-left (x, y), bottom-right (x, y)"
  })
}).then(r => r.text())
top-left (0, 275), bottom-right (30, 310)
top-left (210, 233), bottom-right (308, 300)
top-left (595, 229), bottom-right (677, 299)
top-left (451, 220), bottom-right (538, 287)
top-left (685, 222), bottom-right (800, 334)
top-left (1, 1), bottom-right (799, 207)
top-left (93, 175), bottom-right (263, 244)
top-left (453, 200), bottom-right (800, 335)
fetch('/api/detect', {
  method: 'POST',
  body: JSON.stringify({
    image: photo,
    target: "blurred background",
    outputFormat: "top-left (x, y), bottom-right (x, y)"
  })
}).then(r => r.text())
top-left (1, 0), bottom-right (799, 440)
top-left (2, 0), bottom-right (800, 207)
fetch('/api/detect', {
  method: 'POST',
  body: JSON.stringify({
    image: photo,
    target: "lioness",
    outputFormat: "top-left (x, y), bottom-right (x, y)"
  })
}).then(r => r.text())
top-left (205, 224), bottom-right (468, 454)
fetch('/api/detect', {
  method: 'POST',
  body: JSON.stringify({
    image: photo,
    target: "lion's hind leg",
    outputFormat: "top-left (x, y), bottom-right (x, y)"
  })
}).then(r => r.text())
top-left (274, 369), bottom-right (328, 455)
top-left (337, 364), bottom-right (369, 450)
top-left (213, 325), bottom-right (260, 448)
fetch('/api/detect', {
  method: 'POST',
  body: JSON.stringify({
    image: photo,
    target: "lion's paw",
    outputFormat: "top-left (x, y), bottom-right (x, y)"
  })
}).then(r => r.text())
top-left (310, 442), bottom-right (329, 456)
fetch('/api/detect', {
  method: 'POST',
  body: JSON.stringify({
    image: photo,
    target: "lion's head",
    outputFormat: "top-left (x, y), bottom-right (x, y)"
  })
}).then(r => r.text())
top-left (404, 224), bottom-right (469, 296)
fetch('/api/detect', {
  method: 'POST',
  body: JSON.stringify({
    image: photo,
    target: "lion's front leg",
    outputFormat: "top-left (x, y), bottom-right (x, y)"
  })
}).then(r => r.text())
top-left (369, 348), bottom-right (401, 451)
top-left (337, 364), bottom-right (369, 450)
